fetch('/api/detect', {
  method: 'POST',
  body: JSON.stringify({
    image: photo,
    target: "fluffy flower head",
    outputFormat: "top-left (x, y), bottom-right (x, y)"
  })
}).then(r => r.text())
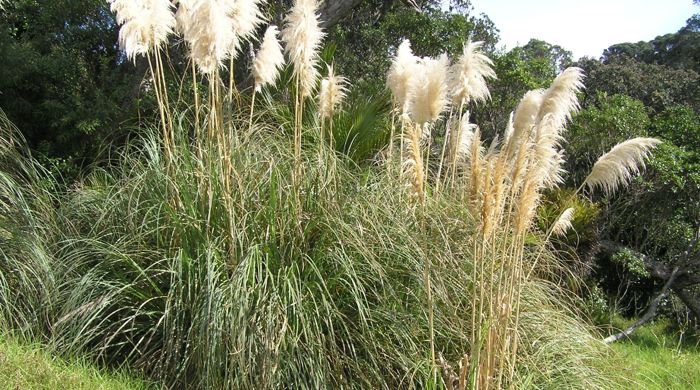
top-left (110, 0), bottom-right (175, 61)
top-left (281, 0), bottom-right (325, 97)
top-left (408, 54), bottom-right (450, 125)
top-left (449, 41), bottom-right (496, 106)
top-left (253, 25), bottom-right (285, 91)
top-left (319, 64), bottom-right (349, 120)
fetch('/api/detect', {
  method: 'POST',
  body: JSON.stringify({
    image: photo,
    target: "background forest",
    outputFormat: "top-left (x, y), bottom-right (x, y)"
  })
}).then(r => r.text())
top-left (0, 0), bottom-right (699, 389)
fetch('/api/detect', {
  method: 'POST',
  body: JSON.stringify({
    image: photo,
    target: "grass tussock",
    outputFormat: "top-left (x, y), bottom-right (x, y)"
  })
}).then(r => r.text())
top-left (0, 104), bottom-right (620, 389)
top-left (0, 1), bottom-right (661, 388)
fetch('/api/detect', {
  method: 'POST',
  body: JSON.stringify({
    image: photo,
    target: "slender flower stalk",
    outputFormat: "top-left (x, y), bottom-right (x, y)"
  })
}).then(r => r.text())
top-left (281, 0), bottom-right (324, 193)
top-left (110, 0), bottom-right (175, 162)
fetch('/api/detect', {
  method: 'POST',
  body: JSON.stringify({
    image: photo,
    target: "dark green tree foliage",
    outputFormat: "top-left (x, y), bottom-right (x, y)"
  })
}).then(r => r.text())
top-left (567, 99), bottom-right (700, 317)
top-left (0, 0), bottom-right (138, 161)
top-left (475, 39), bottom-right (570, 137)
top-left (567, 19), bottom-right (700, 319)
top-left (603, 15), bottom-right (700, 73)
top-left (578, 17), bottom-right (700, 113)
top-left (566, 93), bottom-right (651, 186)
top-left (327, 0), bottom-right (499, 98)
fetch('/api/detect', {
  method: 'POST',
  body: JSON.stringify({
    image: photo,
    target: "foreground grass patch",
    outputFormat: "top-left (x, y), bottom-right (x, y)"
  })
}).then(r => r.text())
top-left (609, 319), bottom-right (700, 389)
top-left (0, 333), bottom-right (152, 390)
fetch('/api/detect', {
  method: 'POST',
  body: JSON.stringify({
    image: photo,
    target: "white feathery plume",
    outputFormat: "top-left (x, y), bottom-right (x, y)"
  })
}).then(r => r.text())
top-left (110, 0), bottom-right (175, 61)
top-left (449, 40), bottom-right (496, 106)
top-left (584, 137), bottom-right (662, 195)
top-left (402, 125), bottom-right (425, 204)
top-left (228, 0), bottom-right (266, 59)
top-left (503, 112), bottom-right (514, 146)
top-left (109, 0), bottom-right (139, 25)
top-left (508, 89), bottom-right (544, 153)
top-left (176, 0), bottom-right (237, 74)
top-left (551, 208), bottom-right (575, 236)
top-left (387, 39), bottom-right (419, 114)
top-left (408, 54), bottom-right (450, 125)
top-left (252, 25), bottom-right (285, 92)
top-left (453, 112), bottom-right (479, 163)
top-left (281, 0), bottom-right (325, 97)
top-left (174, 0), bottom-right (193, 35)
top-left (486, 133), bottom-right (500, 159)
top-left (535, 67), bottom-right (585, 130)
top-left (319, 64), bottom-right (349, 120)
top-left (531, 114), bottom-right (566, 189)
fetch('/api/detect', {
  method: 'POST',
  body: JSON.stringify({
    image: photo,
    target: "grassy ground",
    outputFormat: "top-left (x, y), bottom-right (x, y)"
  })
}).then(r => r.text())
top-left (0, 333), bottom-right (152, 390)
top-left (607, 319), bottom-right (700, 389)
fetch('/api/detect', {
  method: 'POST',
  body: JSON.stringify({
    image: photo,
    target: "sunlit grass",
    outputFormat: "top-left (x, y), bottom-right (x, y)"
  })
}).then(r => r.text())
top-left (0, 333), bottom-right (153, 390)
top-left (607, 318), bottom-right (700, 390)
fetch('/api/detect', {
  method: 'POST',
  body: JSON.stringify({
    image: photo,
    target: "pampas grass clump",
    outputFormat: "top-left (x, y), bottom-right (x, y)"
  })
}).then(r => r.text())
top-left (0, 2), bottom-right (651, 388)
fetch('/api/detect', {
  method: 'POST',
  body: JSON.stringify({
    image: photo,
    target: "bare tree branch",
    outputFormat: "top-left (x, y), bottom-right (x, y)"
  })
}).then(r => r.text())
top-left (604, 267), bottom-right (680, 344)
top-left (319, 0), bottom-right (364, 28)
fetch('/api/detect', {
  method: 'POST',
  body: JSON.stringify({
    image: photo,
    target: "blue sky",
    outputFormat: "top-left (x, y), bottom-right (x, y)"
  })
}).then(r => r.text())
top-left (470, 0), bottom-right (698, 59)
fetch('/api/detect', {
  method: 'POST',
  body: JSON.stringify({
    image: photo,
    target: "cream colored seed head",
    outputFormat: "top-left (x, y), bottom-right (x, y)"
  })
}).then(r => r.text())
top-left (228, 0), bottom-right (266, 60)
top-left (319, 64), bottom-right (349, 120)
top-left (176, 0), bottom-right (238, 74)
top-left (552, 208), bottom-right (575, 236)
top-left (110, 0), bottom-right (175, 61)
top-left (281, 0), bottom-right (325, 97)
top-left (252, 25), bottom-right (285, 92)
top-left (584, 137), bottom-right (662, 195)
top-left (387, 39), bottom-right (419, 113)
top-left (449, 40), bottom-right (496, 106)
top-left (408, 54), bottom-right (450, 125)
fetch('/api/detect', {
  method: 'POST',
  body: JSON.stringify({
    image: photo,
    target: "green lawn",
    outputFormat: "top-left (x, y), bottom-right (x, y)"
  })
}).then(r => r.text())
top-left (4, 320), bottom-right (700, 390)
top-left (609, 319), bottom-right (700, 389)
top-left (0, 333), bottom-right (152, 390)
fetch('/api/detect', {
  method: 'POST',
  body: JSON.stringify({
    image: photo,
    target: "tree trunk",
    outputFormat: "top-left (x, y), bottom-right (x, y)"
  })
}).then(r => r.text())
top-left (673, 287), bottom-right (700, 321)
top-left (603, 267), bottom-right (680, 344)
top-left (319, 0), bottom-right (364, 28)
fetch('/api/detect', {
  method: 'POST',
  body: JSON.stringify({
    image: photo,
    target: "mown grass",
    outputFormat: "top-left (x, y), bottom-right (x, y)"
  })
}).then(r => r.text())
top-left (0, 333), bottom-right (153, 390)
top-left (606, 318), bottom-right (700, 389)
